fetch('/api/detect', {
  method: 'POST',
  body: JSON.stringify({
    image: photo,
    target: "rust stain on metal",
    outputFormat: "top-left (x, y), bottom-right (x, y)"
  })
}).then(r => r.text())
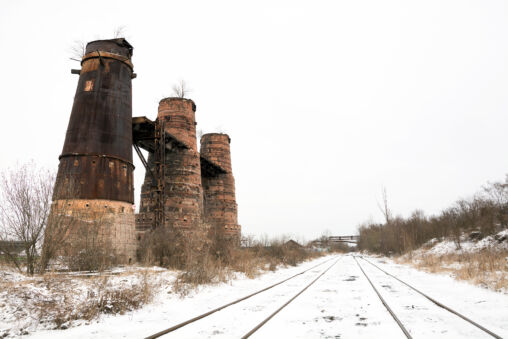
top-left (54, 38), bottom-right (135, 203)
top-left (47, 38), bottom-right (137, 264)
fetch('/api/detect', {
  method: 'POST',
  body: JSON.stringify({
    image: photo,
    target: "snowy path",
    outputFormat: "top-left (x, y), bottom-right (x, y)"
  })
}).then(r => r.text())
top-left (27, 254), bottom-right (508, 338)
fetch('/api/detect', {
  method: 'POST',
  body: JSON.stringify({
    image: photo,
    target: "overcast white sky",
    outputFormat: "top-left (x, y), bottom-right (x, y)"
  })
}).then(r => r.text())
top-left (1, 0), bottom-right (507, 241)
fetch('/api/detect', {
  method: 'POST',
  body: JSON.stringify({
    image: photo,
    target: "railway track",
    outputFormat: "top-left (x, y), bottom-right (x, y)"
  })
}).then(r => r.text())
top-left (145, 256), bottom-right (339, 339)
top-left (353, 256), bottom-right (412, 338)
top-left (144, 255), bottom-right (503, 338)
top-left (241, 258), bottom-right (341, 338)
top-left (355, 256), bottom-right (502, 339)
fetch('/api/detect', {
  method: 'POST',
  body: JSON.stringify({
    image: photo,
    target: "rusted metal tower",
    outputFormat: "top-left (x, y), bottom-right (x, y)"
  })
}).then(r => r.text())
top-left (48, 38), bottom-right (137, 263)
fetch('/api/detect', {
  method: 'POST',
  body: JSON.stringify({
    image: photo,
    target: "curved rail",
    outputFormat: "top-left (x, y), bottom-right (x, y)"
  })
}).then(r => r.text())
top-left (354, 256), bottom-right (413, 339)
top-left (241, 257), bottom-right (342, 339)
top-left (145, 256), bottom-right (337, 339)
top-left (360, 256), bottom-right (502, 339)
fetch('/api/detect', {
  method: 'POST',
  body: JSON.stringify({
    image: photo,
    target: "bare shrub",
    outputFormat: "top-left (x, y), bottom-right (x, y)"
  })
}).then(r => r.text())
top-left (172, 80), bottom-right (191, 98)
top-left (113, 25), bottom-right (127, 39)
top-left (358, 175), bottom-right (508, 255)
top-left (0, 162), bottom-right (54, 275)
top-left (44, 202), bottom-right (119, 272)
top-left (39, 183), bottom-right (82, 273)
top-left (69, 40), bottom-right (86, 62)
top-left (139, 227), bottom-right (321, 294)
top-left (34, 270), bottom-right (155, 329)
top-left (138, 224), bottom-right (224, 294)
top-left (397, 249), bottom-right (508, 291)
top-left (138, 226), bottom-right (192, 268)
top-left (64, 225), bottom-right (111, 271)
top-left (329, 242), bottom-right (351, 253)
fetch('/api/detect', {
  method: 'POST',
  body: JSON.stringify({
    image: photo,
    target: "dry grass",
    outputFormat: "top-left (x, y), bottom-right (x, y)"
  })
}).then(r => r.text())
top-left (40, 270), bottom-right (155, 328)
top-left (139, 227), bottom-right (323, 296)
top-left (397, 249), bottom-right (508, 291)
top-left (170, 241), bottom-right (323, 296)
top-left (1, 268), bottom-right (157, 334)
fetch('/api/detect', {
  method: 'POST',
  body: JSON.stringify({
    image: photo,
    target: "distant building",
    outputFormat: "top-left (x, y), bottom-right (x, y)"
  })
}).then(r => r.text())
top-left (284, 240), bottom-right (303, 249)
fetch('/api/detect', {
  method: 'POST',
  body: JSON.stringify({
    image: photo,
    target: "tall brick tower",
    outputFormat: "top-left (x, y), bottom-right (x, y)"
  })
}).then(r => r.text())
top-left (159, 98), bottom-right (204, 229)
top-left (200, 133), bottom-right (240, 237)
top-left (136, 98), bottom-right (203, 234)
top-left (46, 39), bottom-right (137, 263)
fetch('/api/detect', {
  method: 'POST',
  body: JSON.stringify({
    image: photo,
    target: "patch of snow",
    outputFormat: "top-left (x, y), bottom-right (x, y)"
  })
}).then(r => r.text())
top-left (418, 229), bottom-right (508, 256)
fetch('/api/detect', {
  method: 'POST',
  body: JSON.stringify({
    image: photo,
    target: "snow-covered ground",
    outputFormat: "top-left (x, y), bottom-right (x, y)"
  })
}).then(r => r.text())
top-left (397, 229), bottom-right (508, 292)
top-left (415, 229), bottom-right (508, 256)
top-left (0, 266), bottom-right (177, 338)
top-left (5, 254), bottom-right (505, 338)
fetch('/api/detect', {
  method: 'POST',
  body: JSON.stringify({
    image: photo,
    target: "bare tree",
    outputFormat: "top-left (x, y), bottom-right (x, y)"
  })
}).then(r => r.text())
top-left (38, 181), bottom-right (80, 273)
top-left (377, 186), bottom-right (392, 224)
top-left (0, 162), bottom-right (54, 275)
top-left (172, 80), bottom-right (191, 98)
top-left (483, 175), bottom-right (508, 206)
top-left (319, 229), bottom-right (332, 248)
top-left (62, 206), bottom-right (116, 272)
top-left (240, 234), bottom-right (256, 248)
top-left (69, 40), bottom-right (86, 62)
top-left (197, 129), bottom-right (204, 140)
top-left (113, 25), bottom-right (127, 39)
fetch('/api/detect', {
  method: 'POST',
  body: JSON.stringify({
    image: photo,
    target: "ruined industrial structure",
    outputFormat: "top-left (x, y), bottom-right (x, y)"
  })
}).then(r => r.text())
top-left (44, 38), bottom-right (240, 265)
top-left (132, 98), bottom-right (241, 241)
top-left (200, 134), bottom-right (240, 236)
top-left (48, 38), bottom-right (137, 264)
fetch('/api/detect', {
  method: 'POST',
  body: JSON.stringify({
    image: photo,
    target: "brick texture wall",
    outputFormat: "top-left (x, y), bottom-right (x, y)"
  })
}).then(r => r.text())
top-left (200, 133), bottom-right (240, 237)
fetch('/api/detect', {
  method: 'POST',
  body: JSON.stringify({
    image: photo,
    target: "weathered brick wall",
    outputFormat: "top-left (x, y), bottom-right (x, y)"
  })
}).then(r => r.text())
top-left (158, 98), bottom-right (198, 150)
top-left (200, 133), bottom-right (241, 237)
top-left (160, 98), bottom-right (203, 229)
top-left (135, 98), bottom-right (204, 236)
top-left (49, 200), bottom-right (137, 264)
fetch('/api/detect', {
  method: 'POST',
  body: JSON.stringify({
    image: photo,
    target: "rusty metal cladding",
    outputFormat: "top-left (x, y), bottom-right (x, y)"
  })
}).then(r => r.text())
top-left (200, 133), bottom-right (241, 237)
top-left (54, 38), bottom-right (135, 203)
top-left (46, 38), bottom-right (137, 264)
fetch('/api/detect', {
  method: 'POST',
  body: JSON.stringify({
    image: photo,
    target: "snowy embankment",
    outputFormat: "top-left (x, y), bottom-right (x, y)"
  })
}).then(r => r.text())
top-left (0, 254), bottom-right (326, 338)
top-left (0, 266), bottom-right (176, 338)
top-left (397, 229), bottom-right (508, 292)
top-left (3, 254), bottom-right (506, 338)
top-left (417, 229), bottom-right (508, 255)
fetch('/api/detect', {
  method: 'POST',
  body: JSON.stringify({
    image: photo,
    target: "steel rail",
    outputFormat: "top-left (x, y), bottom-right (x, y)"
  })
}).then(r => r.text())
top-left (145, 256), bottom-right (337, 339)
top-left (241, 257), bottom-right (342, 339)
top-left (354, 256), bottom-right (413, 339)
top-left (360, 256), bottom-right (503, 339)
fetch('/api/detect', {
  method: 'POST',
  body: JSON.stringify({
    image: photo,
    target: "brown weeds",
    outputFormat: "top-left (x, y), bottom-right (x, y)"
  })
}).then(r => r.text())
top-left (5, 269), bottom-right (159, 330)
top-left (168, 233), bottom-right (322, 296)
top-left (397, 249), bottom-right (508, 291)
